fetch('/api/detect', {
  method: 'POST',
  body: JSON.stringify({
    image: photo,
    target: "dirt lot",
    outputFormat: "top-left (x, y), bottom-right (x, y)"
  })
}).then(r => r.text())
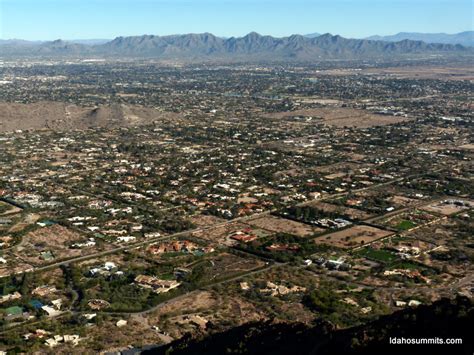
top-left (188, 214), bottom-right (227, 228)
top-left (315, 225), bottom-right (394, 249)
top-left (14, 224), bottom-right (92, 265)
top-left (153, 290), bottom-right (217, 316)
top-left (264, 107), bottom-right (412, 128)
top-left (389, 195), bottom-right (419, 206)
top-left (246, 215), bottom-right (324, 237)
top-left (420, 199), bottom-right (474, 216)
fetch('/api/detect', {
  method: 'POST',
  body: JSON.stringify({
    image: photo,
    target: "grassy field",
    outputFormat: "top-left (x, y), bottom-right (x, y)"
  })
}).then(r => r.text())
top-left (396, 220), bottom-right (417, 230)
top-left (388, 261), bottom-right (425, 270)
top-left (355, 248), bottom-right (398, 263)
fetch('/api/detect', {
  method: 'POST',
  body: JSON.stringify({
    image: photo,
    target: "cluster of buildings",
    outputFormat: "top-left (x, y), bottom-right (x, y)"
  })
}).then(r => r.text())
top-left (23, 329), bottom-right (82, 348)
top-left (257, 281), bottom-right (307, 297)
top-left (147, 240), bottom-right (214, 255)
top-left (134, 275), bottom-right (181, 294)
top-left (88, 262), bottom-right (123, 278)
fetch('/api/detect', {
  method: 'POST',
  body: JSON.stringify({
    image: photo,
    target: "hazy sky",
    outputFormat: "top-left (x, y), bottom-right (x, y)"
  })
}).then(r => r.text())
top-left (0, 0), bottom-right (472, 40)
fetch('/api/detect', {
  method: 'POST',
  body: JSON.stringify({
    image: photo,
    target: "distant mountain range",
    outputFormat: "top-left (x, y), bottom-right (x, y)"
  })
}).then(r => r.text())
top-left (365, 31), bottom-right (474, 47)
top-left (0, 39), bottom-right (43, 45)
top-left (0, 32), bottom-right (471, 61)
top-left (0, 39), bottom-right (110, 45)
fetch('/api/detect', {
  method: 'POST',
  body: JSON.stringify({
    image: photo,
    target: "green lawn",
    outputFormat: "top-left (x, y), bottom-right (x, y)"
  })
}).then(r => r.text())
top-left (355, 248), bottom-right (398, 263)
top-left (396, 220), bottom-right (417, 230)
top-left (158, 272), bottom-right (176, 280)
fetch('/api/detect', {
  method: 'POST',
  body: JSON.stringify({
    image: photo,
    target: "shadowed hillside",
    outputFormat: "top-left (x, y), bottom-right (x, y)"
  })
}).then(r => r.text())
top-left (146, 296), bottom-right (473, 355)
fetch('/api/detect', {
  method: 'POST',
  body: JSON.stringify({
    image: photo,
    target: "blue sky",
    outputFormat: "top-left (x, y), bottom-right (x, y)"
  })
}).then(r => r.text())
top-left (0, 0), bottom-right (472, 40)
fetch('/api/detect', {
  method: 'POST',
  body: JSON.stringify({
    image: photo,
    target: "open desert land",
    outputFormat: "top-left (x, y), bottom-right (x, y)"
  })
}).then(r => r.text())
top-left (0, 101), bottom-right (183, 133)
top-left (314, 225), bottom-right (394, 249)
top-left (419, 199), bottom-right (474, 216)
top-left (201, 252), bottom-right (266, 280)
top-left (388, 195), bottom-right (420, 206)
top-left (245, 215), bottom-right (325, 237)
top-left (263, 107), bottom-right (412, 128)
top-left (12, 224), bottom-right (96, 266)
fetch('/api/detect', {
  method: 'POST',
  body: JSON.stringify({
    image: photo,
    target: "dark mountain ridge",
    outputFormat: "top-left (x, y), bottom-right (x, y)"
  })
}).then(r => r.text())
top-left (0, 32), bottom-right (471, 61)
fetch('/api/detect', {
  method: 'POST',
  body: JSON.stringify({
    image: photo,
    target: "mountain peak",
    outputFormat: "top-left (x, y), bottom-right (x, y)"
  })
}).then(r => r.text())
top-left (243, 32), bottom-right (263, 39)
